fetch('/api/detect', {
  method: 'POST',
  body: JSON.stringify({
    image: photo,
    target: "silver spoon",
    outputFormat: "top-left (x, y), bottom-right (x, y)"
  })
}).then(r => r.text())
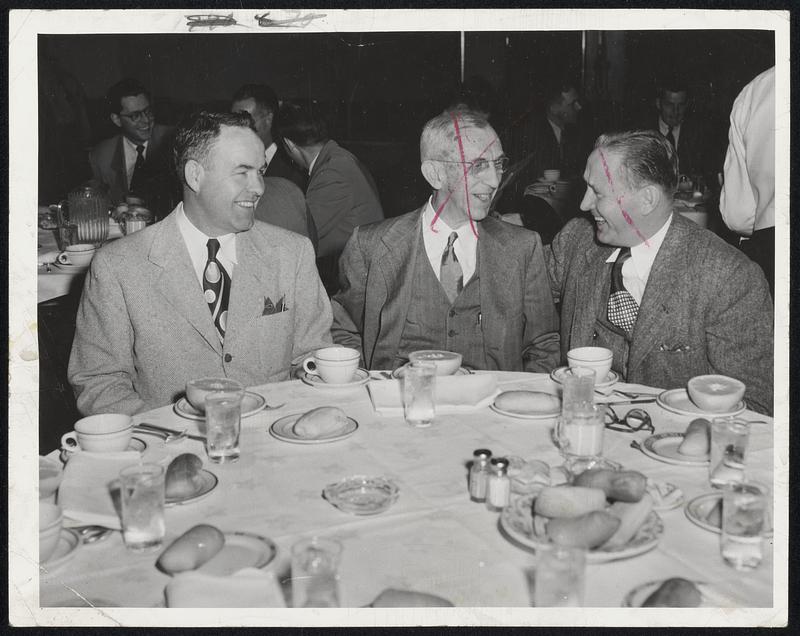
top-left (134, 427), bottom-right (188, 444)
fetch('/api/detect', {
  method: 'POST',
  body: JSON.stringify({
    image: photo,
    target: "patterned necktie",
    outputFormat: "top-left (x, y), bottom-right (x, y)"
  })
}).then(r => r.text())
top-left (129, 144), bottom-right (146, 193)
top-left (440, 231), bottom-right (463, 304)
top-left (664, 126), bottom-right (676, 151)
top-left (607, 247), bottom-right (638, 333)
top-left (203, 238), bottom-right (231, 341)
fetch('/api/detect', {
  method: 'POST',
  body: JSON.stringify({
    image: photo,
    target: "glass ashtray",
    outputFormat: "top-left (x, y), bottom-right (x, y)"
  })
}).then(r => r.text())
top-left (323, 475), bottom-right (399, 515)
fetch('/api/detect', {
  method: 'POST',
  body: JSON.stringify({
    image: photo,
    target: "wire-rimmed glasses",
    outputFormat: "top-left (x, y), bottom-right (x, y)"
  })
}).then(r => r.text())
top-left (119, 107), bottom-right (154, 123)
top-left (603, 406), bottom-right (654, 433)
top-left (435, 156), bottom-right (510, 176)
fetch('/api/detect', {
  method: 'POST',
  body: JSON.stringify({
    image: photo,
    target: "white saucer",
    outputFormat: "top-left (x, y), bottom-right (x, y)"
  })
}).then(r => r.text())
top-left (639, 432), bottom-right (710, 466)
top-left (656, 389), bottom-right (745, 418)
top-left (165, 469), bottom-right (218, 506)
top-left (550, 366), bottom-right (619, 389)
top-left (195, 532), bottom-right (277, 575)
top-left (391, 365), bottom-right (470, 380)
top-left (684, 492), bottom-right (773, 537)
top-left (301, 368), bottom-right (369, 389)
top-left (173, 391), bottom-right (267, 420)
top-left (269, 413), bottom-right (358, 444)
top-left (61, 436), bottom-right (147, 459)
top-left (489, 401), bottom-right (560, 420)
top-left (53, 261), bottom-right (90, 272)
top-left (41, 529), bottom-right (80, 572)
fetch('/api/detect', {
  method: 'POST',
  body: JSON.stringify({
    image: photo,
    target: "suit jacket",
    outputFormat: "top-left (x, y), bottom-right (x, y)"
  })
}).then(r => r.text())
top-left (68, 207), bottom-right (333, 415)
top-left (255, 176), bottom-right (318, 252)
top-left (546, 214), bottom-right (773, 415)
top-left (88, 124), bottom-right (177, 216)
top-left (307, 140), bottom-right (384, 259)
top-left (266, 145), bottom-right (307, 191)
top-left (331, 207), bottom-right (561, 372)
top-left (650, 116), bottom-right (712, 181)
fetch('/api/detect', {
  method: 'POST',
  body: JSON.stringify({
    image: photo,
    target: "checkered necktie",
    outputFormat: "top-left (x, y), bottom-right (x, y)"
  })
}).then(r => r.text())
top-left (607, 247), bottom-right (638, 333)
top-left (129, 144), bottom-right (146, 193)
top-left (203, 238), bottom-right (231, 340)
top-left (440, 231), bottom-right (463, 304)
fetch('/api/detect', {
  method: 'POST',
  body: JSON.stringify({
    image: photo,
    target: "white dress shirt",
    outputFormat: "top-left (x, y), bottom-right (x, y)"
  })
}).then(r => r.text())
top-left (176, 203), bottom-right (237, 288)
top-left (123, 137), bottom-right (149, 189)
top-left (264, 142), bottom-right (278, 167)
top-left (422, 197), bottom-right (478, 285)
top-left (548, 119), bottom-right (563, 146)
top-left (605, 215), bottom-right (672, 305)
top-left (658, 118), bottom-right (682, 150)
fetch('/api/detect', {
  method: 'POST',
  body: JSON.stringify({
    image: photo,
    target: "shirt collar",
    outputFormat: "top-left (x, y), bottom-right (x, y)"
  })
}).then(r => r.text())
top-left (123, 136), bottom-right (148, 152)
top-left (605, 214), bottom-right (672, 264)
top-left (264, 142), bottom-right (278, 166)
top-left (422, 196), bottom-right (480, 239)
top-left (176, 202), bottom-right (238, 265)
top-left (308, 148), bottom-right (322, 175)
top-left (658, 118), bottom-right (681, 135)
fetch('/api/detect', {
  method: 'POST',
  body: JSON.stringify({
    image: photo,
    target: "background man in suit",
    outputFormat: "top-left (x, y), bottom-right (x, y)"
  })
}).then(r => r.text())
top-left (88, 77), bottom-right (177, 219)
top-left (279, 101), bottom-right (384, 294)
top-left (331, 109), bottom-right (560, 373)
top-left (546, 130), bottom-right (772, 415)
top-left (69, 111), bottom-right (332, 415)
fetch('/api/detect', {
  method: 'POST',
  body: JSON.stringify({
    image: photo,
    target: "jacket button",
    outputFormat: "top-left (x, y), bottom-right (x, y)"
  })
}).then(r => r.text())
top-left (449, 309), bottom-right (456, 318)
top-left (448, 329), bottom-right (457, 337)
top-left (592, 331), bottom-right (598, 340)
top-left (224, 353), bottom-right (233, 362)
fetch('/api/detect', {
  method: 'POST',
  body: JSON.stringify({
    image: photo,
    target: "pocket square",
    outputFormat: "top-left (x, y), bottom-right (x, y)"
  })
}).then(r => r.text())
top-left (262, 295), bottom-right (289, 316)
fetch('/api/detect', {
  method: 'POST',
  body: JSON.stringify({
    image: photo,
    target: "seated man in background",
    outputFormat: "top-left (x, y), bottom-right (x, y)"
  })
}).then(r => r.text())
top-left (279, 101), bottom-right (384, 293)
top-left (69, 111), bottom-right (332, 415)
top-left (546, 130), bottom-right (773, 415)
top-left (331, 109), bottom-right (560, 373)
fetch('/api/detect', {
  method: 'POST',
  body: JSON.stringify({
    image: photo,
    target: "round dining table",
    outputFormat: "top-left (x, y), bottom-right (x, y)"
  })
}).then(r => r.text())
top-left (38, 371), bottom-right (776, 622)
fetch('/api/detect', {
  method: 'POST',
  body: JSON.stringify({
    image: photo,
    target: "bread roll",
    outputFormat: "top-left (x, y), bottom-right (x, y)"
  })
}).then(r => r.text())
top-left (165, 453), bottom-right (204, 499)
top-left (157, 524), bottom-right (225, 574)
top-left (602, 493), bottom-right (654, 549)
top-left (678, 418), bottom-right (711, 456)
top-left (494, 390), bottom-right (560, 414)
top-left (705, 498), bottom-right (722, 527)
top-left (573, 469), bottom-right (647, 503)
top-left (534, 486), bottom-right (607, 518)
top-left (546, 510), bottom-right (621, 549)
top-left (292, 406), bottom-right (349, 438)
top-left (641, 578), bottom-right (702, 607)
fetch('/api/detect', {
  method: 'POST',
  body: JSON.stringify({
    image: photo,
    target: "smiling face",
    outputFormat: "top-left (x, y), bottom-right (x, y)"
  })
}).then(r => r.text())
top-left (111, 94), bottom-right (155, 144)
top-left (553, 88), bottom-right (582, 126)
top-left (657, 90), bottom-right (688, 128)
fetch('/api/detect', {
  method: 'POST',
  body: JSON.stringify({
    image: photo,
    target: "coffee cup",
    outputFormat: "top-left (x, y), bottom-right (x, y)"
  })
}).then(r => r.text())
top-left (303, 347), bottom-right (360, 384)
top-left (40, 501), bottom-right (63, 562)
top-left (408, 350), bottom-right (463, 376)
top-left (57, 243), bottom-right (96, 267)
top-left (60, 413), bottom-right (134, 453)
top-left (543, 169), bottom-right (561, 182)
top-left (567, 347), bottom-right (613, 382)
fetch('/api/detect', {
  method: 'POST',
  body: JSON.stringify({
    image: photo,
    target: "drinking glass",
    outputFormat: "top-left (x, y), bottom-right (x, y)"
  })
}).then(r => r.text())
top-left (528, 544), bottom-right (586, 607)
top-left (721, 482), bottom-right (767, 570)
top-left (291, 537), bottom-right (342, 608)
top-left (119, 463), bottom-right (166, 552)
top-left (69, 185), bottom-right (109, 244)
top-left (561, 367), bottom-right (596, 414)
top-left (402, 361), bottom-right (436, 428)
top-left (556, 403), bottom-right (605, 459)
top-left (204, 388), bottom-right (245, 463)
top-left (709, 418), bottom-right (750, 488)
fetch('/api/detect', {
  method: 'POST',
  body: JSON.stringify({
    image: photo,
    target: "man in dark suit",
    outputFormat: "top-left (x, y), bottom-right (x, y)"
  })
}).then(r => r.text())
top-left (546, 130), bottom-right (772, 415)
top-left (331, 109), bottom-right (560, 373)
top-left (88, 78), bottom-right (176, 219)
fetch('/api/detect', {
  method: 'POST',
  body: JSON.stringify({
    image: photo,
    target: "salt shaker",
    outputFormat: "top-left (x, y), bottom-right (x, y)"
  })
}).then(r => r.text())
top-left (486, 457), bottom-right (510, 512)
top-left (469, 449), bottom-right (493, 502)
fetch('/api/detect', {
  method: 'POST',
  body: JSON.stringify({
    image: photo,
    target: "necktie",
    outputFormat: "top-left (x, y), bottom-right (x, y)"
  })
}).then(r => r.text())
top-left (664, 126), bottom-right (676, 151)
top-left (607, 247), bottom-right (638, 334)
top-left (129, 144), bottom-right (146, 193)
top-left (440, 232), bottom-right (463, 304)
top-left (203, 238), bottom-right (231, 341)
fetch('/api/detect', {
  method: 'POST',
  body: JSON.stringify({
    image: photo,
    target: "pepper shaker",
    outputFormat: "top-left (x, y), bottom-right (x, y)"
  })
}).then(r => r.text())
top-left (469, 449), bottom-right (492, 502)
top-left (486, 457), bottom-right (511, 512)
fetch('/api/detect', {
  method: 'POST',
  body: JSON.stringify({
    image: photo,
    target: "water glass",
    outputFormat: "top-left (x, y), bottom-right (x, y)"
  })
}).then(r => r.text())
top-left (69, 185), bottom-right (109, 244)
top-left (402, 361), bottom-right (436, 427)
top-left (528, 544), bottom-right (586, 607)
top-left (709, 418), bottom-right (750, 488)
top-left (204, 388), bottom-right (245, 463)
top-left (556, 403), bottom-right (605, 459)
top-left (721, 482), bottom-right (767, 570)
top-left (119, 463), bottom-right (166, 552)
top-left (561, 367), bottom-right (596, 414)
top-left (291, 537), bottom-right (342, 608)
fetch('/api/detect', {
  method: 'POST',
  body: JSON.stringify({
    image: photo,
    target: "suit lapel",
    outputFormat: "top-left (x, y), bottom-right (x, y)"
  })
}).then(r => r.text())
top-left (477, 220), bottom-right (517, 350)
top-left (571, 242), bottom-right (614, 346)
top-left (111, 136), bottom-right (127, 201)
top-left (224, 231), bottom-right (270, 347)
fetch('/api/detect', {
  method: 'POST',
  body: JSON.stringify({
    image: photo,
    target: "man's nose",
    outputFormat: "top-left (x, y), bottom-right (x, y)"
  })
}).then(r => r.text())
top-left (250, 172), bottom-right (265, 196)
top-left (483, 164), bottom-right (502, 188)
top-left (579, 188), bottom-right (593, 211)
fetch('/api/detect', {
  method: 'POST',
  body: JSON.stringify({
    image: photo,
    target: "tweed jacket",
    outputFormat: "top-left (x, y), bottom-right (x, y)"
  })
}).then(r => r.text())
top-left (68, 207), bottom-right (332, 415)
top-left (546, 214), bottom-right (773, 415)
top-left (331, 207), bottom-right (561, 372)
top-left (255, 176), bottom-right (318, 252)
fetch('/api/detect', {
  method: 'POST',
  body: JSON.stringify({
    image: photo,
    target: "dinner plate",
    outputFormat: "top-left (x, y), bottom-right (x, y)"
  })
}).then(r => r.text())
top-left (269, 413), bottom-right (358, 444)
top-left (173, 391), bottom-right (267, 420)
top-left (640, 432), bottom-right (710, 466)
top-left (301, 368), bottom-right (370, 389)
top-left (684, 492), bottom-right (773, 537)
top-left (499, 494), bottom-right (663, 563)
top-left (41, 529), bottom-right (80, 572)
top-left (622, 579), bottom-right (737, 608)
top-left (390, 365), bottom-right (471, 380)
top-left (60, 436), bottom-right (147, 459)
top-left (53, 261), bottom-right (90, 272)
top-left (165, 469), bottom-right (218, 507)
top-left (489, 401), bottom-right (560, 420)
top-left (550, 366), bottom-right (619, 390)
top-left (195, 532), bottom-right (277, 576)
top-left (656, 389), bottom-right (745, 418)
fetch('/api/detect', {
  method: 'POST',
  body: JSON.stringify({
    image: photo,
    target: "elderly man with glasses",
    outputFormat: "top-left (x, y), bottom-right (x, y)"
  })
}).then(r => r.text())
top-left (88, 77), bottom-right (177, 218)
top-left (331, 108), bottom-right (560, 373)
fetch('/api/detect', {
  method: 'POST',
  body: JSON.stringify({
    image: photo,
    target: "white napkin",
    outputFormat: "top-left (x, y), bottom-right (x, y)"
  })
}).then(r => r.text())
top-left (367, 374), bottom-right (499, 416)
top-left (58, 451), bottom-right (144, 529)
top-left (165, 568), bottom-right (286, 608)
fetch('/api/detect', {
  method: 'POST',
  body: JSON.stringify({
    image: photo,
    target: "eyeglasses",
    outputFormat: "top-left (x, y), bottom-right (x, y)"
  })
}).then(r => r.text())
top-left (119, 107), bottom-right (154, 123)
top-left (436, 156), bottom-right (510, 176)
top-left (603, 406), bottom-right (654, 434)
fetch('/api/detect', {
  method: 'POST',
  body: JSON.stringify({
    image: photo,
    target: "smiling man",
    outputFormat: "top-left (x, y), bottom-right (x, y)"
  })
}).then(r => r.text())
top-left (69, 111), bottom-right (332, 415)
top-left (331, 109), bottom-right (560, 372)
top-left (545, 130), bottom-right (773, 414)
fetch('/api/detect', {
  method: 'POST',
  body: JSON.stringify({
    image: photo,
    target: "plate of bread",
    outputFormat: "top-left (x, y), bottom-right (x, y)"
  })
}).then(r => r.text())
top-left (684, 492), bottom-right (773, 537)
top-left (639, 418), bottom-right (712, 466)
top-left (489, 390), bottom-right (561, 419)
top-left (622, 578), bottom-right (738, 607)
top-left (269, 407), bottom-right (358, 444)
top-left (164, 453), bottom-right (219, 506)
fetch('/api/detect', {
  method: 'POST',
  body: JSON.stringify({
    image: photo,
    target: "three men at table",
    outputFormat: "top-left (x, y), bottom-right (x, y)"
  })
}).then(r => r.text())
top-left (69, 111), bottom-right (332, 415)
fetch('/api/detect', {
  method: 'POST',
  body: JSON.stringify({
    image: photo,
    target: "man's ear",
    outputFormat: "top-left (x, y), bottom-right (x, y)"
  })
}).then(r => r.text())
top-left (110, 113), bottom-right (122, 129)
top-left (184, 159), bottom-right (204, 194)
top-left (638, 183), bottom-right (661, 215)
top-left (421, 160), bottom-right (444, 190)
top-left (263, 110), bottom-right (274, 130)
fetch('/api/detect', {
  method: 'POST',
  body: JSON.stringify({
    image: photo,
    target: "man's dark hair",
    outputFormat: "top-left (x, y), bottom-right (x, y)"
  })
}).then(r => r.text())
top-left (278, 101), bottom-right (329, 147)
top-left (542, 78), bottom-right (578, 109)
top-left (594, 129), bottom-right (678, 193)
top-left (232, 84), bottom-right (279, 117)
top-left (107, 78), bottom-right (151, 114)
top-left (173, 111), bottom-right (256, 184)
top-left (657, 74), bottom-right (690, 98)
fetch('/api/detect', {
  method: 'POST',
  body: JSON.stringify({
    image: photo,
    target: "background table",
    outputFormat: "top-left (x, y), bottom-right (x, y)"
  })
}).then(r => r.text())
top-left (40, 372), bottom-right (774, 611)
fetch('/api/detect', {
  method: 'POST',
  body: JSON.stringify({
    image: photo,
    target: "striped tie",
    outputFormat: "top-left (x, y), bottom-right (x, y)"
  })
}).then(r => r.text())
top-left (607, 247), bottom-right (638, 333)
top-left (203, 238), bottom-right (230, 341)
top-left (440, 232), bottom-right (463, 304)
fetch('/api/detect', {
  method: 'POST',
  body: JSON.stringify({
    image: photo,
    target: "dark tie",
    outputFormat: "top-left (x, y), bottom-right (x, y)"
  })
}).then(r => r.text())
top-left (129, 144), bottom-right (146, 193)
top-left (664, 126), bottom-right (676, 151)
top-left (440, 232), bottom-right (463, 304)
top-left (607, 247), bottom-right (638, 334)
top-left (203, 238), bottom-right (231, 341)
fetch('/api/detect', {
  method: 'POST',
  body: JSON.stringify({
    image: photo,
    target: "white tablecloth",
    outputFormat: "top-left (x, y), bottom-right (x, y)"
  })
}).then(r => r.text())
top-left (40, 372), bottom-right (774, 614)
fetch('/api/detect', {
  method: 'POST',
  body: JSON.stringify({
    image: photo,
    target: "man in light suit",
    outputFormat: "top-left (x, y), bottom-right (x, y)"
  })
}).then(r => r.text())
top-left (331, 109), bottom-right (560, 373)
top-left (546, 130), bottom-right (772, 415)
top-left (69, 111), bottom-right (332, 415)
top-left (88, 78), bottom-right (177, 218)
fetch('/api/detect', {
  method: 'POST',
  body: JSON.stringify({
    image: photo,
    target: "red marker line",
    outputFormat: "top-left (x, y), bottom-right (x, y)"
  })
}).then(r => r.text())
top-left (598, 148), bottom-right (650, 248)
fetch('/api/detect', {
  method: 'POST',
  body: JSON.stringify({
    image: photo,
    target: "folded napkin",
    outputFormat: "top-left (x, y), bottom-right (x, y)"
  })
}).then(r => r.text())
top-left (368, 374), bottom-right (499, 415)
top-left (165, 568), bottom-right (286, 608)
top-left (58, 451), bottom-right (144, 529)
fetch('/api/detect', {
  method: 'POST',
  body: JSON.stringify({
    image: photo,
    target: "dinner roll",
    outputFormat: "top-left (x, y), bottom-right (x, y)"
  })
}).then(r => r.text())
top-left (157, 524), bottom-right (225, 574)
top-left (533, 486), bottom-right (607, 518)
top-left (292, 406), bottom-right (349, 439)
top-left (678, 418), bottom-right (711, 456)
top-left (601, 493), bottom-right (654, 549)
top-left (165, 453), bottom-right (205, 499)
top-left (573, 469), bottom-right (647, 503)
top-left (641, 578), bottom-right (702, 607)
top-left (545, 510), bottom-right (620, 549)
top-left (494, 390), bottom-right (560, 414)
